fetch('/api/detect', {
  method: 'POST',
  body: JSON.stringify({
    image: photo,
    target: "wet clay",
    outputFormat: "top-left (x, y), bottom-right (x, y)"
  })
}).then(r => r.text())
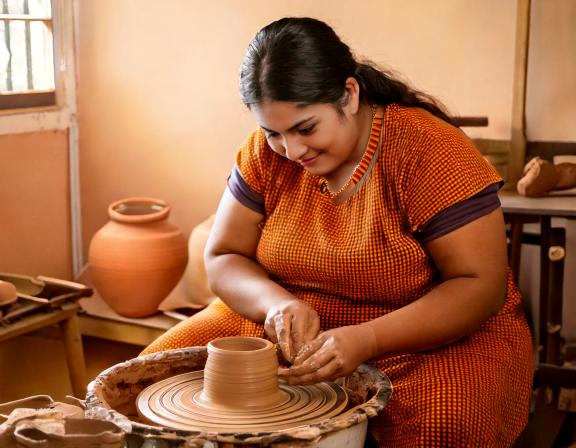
top-left (136, 336), bottom-right (348, 432)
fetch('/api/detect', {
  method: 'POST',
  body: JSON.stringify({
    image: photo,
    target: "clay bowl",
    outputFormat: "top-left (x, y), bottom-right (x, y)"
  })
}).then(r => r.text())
top-left (0, 280), bottom-right (18, 307)
top-left (86, 342), bottom-right (392, 447)
top-left (0, 273), bottom-right (45, 296)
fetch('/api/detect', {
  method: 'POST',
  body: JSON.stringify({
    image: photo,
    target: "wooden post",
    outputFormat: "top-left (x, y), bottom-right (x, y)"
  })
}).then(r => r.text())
top-left (508, 0), bottom-right (532, 187)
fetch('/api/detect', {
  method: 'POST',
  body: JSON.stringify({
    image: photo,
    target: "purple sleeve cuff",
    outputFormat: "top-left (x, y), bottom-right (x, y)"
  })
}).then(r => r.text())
top-left (227, 165), bottom-right (265, 214)
top-left (416, 182), bottom-right (502, 243)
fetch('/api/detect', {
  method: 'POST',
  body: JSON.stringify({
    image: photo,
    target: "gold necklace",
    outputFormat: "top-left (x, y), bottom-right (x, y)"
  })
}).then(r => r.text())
top-left (326, 104), bottom-right (379, 198)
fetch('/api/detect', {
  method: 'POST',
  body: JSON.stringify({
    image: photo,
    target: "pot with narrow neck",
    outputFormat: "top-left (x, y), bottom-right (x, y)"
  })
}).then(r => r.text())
top-left (88, 197), bottom-right (188, 317)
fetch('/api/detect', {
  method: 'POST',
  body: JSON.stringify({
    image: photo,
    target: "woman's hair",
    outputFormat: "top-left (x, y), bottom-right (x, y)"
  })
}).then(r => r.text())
top-left (240, 17), bottom-right (452, 124)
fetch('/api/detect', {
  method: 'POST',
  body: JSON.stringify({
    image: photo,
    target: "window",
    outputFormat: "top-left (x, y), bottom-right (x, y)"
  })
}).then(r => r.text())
top-left (0, 0), bottom-right (55, 109)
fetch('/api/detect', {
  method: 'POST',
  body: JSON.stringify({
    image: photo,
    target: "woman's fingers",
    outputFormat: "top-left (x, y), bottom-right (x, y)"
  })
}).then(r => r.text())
top-left (292, 313), bottom-right (320, 356)
top-left (263, 301), bottom-right (321, 365)
top-left (275, 312), bottom-right (295, 363)
top-left (279, 325), bottom-right (374, 384)
top-left (264, 318), bottom-right (278, 343)
top-left (279, 345), bottom-right (340, 384)
top-left (293, 334), bottom-right (324, 365)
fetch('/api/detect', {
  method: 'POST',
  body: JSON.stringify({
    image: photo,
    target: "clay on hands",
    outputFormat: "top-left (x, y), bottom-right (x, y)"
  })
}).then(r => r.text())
top-left (278, 323), bottom-right (377, 385)
top-left (517, 157), bottom-right (576, 197)
top-left (264, 300), bottom-right (320, 363)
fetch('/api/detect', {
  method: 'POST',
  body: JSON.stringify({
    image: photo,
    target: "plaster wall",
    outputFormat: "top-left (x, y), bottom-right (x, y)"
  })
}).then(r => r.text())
top-left (75, 0), bottom-right (576, 344)
top-left (526, 0), bottom-right (576, 142)
top-left (76, 0), bottom-right (520, 253)
top-left (0, 130), bottom-right (72, 279)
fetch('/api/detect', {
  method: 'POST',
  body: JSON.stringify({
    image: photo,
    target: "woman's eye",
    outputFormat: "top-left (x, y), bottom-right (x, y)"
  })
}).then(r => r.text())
top-left (265, 131), bottom-right (279, 139)
top-left (298, 124), bottom-right (316, 135)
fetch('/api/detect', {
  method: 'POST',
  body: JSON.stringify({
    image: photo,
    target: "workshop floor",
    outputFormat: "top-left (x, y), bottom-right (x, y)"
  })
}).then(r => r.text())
top-left (1, 329), bottom-right (575, 448)
top-left (0, 328), bottom-right (141, 402)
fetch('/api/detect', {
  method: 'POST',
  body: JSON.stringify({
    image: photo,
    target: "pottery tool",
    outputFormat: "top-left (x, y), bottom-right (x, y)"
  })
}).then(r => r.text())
top-left (17, 293), bottom-right (50, 304)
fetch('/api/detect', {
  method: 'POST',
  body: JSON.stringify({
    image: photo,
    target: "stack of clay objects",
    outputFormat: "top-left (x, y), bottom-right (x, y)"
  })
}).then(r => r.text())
top-left (517, 157), bottom-right (576, 197)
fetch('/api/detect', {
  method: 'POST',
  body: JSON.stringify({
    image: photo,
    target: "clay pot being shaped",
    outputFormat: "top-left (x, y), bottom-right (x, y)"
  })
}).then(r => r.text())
top-left (88, 197), bottom-right (188, 317)
top-left (200, 337), bottom-right (285, 410)
top-left (134, 337), bottom-right (350, 432)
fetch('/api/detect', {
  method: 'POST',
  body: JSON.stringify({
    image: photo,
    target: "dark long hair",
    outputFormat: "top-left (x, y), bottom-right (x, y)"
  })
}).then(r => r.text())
top-left (240, 17), bottom-right (453, 124)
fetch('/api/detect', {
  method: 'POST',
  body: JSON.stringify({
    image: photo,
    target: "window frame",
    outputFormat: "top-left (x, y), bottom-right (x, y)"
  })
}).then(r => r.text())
top-left (0, 0), bottom-right (59, 110)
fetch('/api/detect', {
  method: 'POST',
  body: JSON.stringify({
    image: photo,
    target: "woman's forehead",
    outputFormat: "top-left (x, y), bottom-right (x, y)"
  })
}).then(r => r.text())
top-left (252, 101), bottom-right (330, 127)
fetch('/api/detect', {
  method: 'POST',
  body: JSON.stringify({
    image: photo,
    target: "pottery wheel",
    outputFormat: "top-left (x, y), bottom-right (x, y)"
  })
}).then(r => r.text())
top-left (136, 370), bottom-right (348, 432)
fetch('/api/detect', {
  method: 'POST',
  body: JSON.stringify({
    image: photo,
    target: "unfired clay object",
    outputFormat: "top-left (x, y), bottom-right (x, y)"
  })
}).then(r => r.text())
top-left (517, 157), bottom-right (576, 197)
top-left (88, 197), bottom-right (188, 317)
top-left (86, 344), bottom-right (392, 447)
top-left (0, 280), bottom-right (17, 306)
top-left (158, 214), bottom-right (217, 311)
top-left (182, 215), bottom-right (216, 308)
top-left (136, 337), bottom-right (348, 432)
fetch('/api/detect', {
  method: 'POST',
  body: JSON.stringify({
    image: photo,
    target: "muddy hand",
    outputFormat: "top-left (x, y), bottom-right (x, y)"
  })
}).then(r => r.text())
top-left (264, 300), bottom-right (320, 364)
top-left (278, 324), bottom-right (377, 384)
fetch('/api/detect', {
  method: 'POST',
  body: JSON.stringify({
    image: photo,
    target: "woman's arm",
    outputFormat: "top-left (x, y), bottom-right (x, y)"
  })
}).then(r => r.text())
top-left (280, 207), bottom-right (509, 384)
top-left (366, 206), bottom-right (507, 353)
top-left (205, 188), bottom-right (320, 361)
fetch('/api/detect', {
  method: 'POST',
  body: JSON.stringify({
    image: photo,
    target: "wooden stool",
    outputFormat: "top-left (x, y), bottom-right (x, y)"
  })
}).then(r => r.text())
top-left (0, 302), bottom-right (87, 398)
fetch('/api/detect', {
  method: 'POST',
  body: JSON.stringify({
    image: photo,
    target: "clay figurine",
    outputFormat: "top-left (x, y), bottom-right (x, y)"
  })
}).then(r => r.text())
top-left (516, 157), bottom-right (576, 197)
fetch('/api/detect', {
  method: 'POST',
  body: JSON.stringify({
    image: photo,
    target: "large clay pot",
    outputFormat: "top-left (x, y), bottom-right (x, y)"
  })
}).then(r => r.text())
top-left (88, 197), bottom-right (188, 317)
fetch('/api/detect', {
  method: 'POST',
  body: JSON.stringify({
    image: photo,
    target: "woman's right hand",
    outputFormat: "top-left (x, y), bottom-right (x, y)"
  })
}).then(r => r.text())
top-left (264, 299), bottom-right (320, 364)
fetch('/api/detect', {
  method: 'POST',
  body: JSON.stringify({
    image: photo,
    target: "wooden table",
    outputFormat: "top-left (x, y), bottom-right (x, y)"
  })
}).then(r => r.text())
top-left (499, 192), bottom-right (576, 447)
top-left (0, 302), bottom-right (87, 398)
top-left (78, 292), bottom-right (180, 347)
top-left (499, 192), bottom-right (575, 364)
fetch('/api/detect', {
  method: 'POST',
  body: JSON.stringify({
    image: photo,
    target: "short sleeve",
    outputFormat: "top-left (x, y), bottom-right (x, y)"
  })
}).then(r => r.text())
top-left (234, 128), bottom-right (275, 198)
top-left (416, 183), bottom-right (502, 242)
top-left (395, 110), bottom-right (502, 233)
top-left (227, 165), bottom-right (265, 214)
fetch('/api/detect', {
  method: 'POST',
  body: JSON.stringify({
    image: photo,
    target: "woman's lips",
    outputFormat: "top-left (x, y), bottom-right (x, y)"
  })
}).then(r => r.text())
top-left (300, 155), bottom-right (319, 167)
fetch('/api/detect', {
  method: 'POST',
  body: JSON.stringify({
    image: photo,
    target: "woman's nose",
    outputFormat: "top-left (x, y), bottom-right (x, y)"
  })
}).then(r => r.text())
top-left (282, 136), bottom-right (307, 161)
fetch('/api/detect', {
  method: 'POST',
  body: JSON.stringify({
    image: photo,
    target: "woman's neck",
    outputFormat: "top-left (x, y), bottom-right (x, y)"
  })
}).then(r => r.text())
top-left (325, 103), bottom-right (375, 192)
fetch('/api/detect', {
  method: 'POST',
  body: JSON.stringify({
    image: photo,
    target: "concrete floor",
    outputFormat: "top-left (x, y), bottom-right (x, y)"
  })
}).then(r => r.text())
top-left (0, 328), bottom-right (142, 403)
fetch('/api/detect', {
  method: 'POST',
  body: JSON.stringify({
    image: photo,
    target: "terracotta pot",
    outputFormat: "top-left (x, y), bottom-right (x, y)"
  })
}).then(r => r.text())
top-left (88, 197), bottom-right (188, 317)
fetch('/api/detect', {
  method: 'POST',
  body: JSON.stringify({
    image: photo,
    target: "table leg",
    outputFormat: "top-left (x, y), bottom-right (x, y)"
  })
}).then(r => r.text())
top-left (59, 314), bottom-right (87, 398)
top-left (546, 227), bottom-right (565, 365)
top-left (539, 216), bottom-right (551, 364)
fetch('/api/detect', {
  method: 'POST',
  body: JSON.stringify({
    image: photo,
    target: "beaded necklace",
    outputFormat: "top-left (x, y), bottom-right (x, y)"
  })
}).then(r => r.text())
top-left (323, 105), bottom-right (384, 198)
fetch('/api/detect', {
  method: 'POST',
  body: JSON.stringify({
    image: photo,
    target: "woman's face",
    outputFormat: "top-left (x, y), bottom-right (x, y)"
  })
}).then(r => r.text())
top-left (250, 80), bottom-right (365, 180)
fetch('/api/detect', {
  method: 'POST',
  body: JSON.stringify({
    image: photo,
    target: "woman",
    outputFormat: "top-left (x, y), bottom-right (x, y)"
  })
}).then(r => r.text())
top-left (143, 17), bottom-right (533, 446)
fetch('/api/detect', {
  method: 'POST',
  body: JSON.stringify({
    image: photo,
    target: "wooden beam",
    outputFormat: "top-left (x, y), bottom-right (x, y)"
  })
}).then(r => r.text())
top-left (508, 0), bottom-right (532, 186)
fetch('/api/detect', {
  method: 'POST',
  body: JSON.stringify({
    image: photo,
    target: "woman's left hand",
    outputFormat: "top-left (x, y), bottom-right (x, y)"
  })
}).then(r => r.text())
top-left (278, 323), bottom-right (377, 385)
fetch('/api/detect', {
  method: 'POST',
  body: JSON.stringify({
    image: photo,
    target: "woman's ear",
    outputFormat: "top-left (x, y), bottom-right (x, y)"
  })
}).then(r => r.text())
top-left (342, 77), bottom-right (361, 115)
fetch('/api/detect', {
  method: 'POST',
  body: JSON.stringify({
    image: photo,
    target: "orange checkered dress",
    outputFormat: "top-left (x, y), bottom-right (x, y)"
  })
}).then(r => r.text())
top-left (142, 104), bottom-right (533, 446)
